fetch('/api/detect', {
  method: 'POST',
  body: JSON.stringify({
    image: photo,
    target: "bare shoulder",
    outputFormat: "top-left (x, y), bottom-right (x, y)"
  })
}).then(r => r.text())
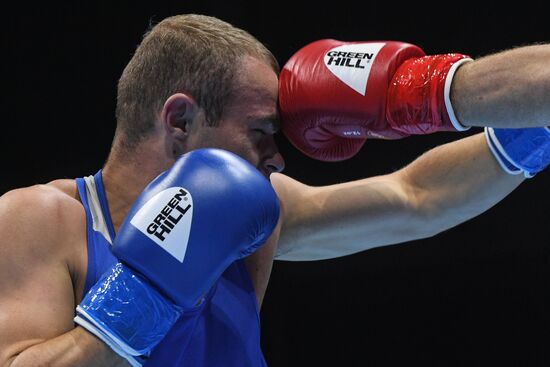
top-left (0, 181), bottom-right (88, 359)
top-left (0, 180), bottom-right (83, 246)
top-left (0, 180), bottom-right (87, 274)
top-left (269, 172), bottom-right (318, 231)
top-left (269, 172), bottom-right (312, 217)
top-left (268, 173), bottom-right (317, 257)
top-left (48, 178), bottom-right (80, 198)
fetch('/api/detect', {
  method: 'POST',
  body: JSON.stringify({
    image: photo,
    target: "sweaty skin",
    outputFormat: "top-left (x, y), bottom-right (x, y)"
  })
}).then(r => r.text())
top-left (2, 42), bottom-right (550, 365)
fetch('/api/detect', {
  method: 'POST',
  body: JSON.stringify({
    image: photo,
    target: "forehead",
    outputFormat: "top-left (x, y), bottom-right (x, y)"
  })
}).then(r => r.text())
top-left (229, 56), bottom-right (279, 116)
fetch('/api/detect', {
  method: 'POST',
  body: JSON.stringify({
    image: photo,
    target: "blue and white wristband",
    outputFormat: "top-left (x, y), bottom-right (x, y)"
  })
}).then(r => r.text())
top-left (484, 126), bottom-right (550, 178)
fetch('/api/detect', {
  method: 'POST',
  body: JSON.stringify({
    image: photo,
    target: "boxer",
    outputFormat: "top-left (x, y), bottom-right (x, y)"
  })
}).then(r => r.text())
top-left (2, 14), bottom-right (550, 367)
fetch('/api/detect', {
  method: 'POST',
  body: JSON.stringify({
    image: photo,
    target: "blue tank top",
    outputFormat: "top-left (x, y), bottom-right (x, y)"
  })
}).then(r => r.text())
top-left (76, 170), bottom-right (267, 366)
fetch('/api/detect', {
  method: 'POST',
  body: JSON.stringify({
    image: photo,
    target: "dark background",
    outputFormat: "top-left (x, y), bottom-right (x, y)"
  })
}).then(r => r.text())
top-left (4, 1), bottom-right (550, 366)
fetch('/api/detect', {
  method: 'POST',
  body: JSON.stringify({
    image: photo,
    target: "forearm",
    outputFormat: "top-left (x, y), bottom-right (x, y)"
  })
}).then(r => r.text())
top-left (400, 132), bottom-right (524, 234)
top-left (8, 327), bottom-right (128, 367)
top-left (451, 43), bottom-right (550, 128)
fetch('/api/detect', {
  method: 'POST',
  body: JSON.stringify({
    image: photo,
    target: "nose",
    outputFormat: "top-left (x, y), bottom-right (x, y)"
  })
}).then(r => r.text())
top-left (264, 151), bottom-right (285, 174)
top-left (261, 136), bottom-right (285, 174)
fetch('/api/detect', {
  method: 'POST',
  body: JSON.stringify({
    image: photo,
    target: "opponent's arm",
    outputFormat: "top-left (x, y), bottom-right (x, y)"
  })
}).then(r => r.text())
top-left (0, 187), bottom-right (128, 367)
top-left (275, 40), bottom-right (550, 260)
top-left (451, 43), bottom-right (550, 129)
top-left (272, 133), bottom-right (524, 261)
top-left (279, 40), bottom-right (550, 162)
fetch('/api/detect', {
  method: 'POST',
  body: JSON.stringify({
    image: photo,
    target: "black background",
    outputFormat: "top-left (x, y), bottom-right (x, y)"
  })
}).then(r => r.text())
top-left (4, 1), bottom-right (550, 366)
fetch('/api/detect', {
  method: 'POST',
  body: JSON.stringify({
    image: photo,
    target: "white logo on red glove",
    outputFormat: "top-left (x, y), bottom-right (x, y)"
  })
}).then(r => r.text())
top-left (323, 42), bottom-right (385, 96)
top-left (130, 187), bottom-right (193, 262)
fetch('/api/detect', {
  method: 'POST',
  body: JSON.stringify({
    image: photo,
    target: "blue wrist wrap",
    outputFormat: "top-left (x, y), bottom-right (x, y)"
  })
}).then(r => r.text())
top-left (484, 127), bottom-right (550, 178)
top-left (75, 263), bottom-right (182, 358)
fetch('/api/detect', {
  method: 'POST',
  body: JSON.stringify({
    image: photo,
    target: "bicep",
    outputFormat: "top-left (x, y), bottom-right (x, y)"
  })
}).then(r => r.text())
top-left (0, 190), bottom-right (77, 362)
top-left (270, 172), bottom-right (421, 261)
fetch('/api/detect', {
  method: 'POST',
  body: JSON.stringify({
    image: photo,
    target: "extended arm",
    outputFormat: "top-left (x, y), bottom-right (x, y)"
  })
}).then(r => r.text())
top-left (272, 133), bottom-right (523, 261)
top-left (452, 43), bottom-right (550, 128)
top-left (274, 40), bottom-right (550, 260)
top-left (278, 41), bottom-right (550, 162)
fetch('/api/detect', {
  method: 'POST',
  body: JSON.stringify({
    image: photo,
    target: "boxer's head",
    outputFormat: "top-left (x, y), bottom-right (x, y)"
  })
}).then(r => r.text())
top-left (111, 14), bottom-right (283, 176)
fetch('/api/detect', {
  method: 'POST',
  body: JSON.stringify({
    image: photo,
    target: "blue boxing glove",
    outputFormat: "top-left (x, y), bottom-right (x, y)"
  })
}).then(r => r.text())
top-left (74, 148), bottom-right (280, 366)
top-left (485, 126), bottom-right (550, 178)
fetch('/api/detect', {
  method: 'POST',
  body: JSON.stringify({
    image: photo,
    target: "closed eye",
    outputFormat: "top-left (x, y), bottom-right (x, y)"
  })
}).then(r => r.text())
top-left (249, 117), bottom-right (280, 136)
top-left (253, 128), bottom-right (267, 136)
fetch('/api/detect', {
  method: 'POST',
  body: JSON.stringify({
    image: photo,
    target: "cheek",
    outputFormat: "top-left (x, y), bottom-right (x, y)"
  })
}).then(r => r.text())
top-left (216, 136), bottom-right (260, 167)
top-left (207, 125), bottom-right (262, 167)
top-left (236, 144), bottom-right (261, 168)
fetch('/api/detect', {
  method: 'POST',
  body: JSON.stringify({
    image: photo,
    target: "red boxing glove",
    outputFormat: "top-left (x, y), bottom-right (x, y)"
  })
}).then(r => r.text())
top-left (279, 39), bottom-right (472, 162)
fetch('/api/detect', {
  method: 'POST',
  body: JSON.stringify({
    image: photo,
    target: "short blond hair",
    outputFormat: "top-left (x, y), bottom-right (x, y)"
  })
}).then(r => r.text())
top-left (115, 14), bottom-right (279, 151)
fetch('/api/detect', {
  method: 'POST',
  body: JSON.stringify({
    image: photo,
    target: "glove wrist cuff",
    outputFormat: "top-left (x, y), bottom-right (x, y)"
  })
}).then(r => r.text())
top-left (484, 126), bottom-right (550, 178)
top-left (484, 127), bottom-right (524, 176)
top-left (443, 57), bottom-right (473, 131)
top-left (74, 263), bottom-right (182, 359)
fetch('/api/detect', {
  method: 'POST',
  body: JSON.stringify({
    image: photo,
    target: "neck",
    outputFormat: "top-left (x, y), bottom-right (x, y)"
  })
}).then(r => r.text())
top-left (102, 143), bottom-right (173, 231)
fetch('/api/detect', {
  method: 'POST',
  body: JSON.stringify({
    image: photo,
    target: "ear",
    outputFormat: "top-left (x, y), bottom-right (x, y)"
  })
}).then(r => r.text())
top-left (160, 93), bottom-right (199, 134)
top-left (160, 93), bottom-right (198, 157)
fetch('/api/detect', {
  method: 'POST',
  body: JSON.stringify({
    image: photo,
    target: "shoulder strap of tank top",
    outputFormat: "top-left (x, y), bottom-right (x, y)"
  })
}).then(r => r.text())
top-left (80, 170), bottom-right (115, 245)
